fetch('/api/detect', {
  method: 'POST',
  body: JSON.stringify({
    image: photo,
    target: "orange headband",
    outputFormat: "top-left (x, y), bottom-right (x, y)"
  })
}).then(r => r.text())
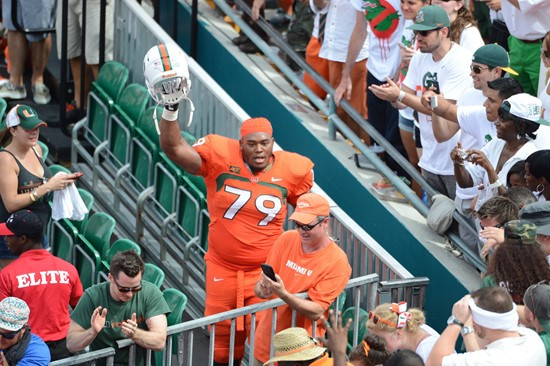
top-left (240, 117), bottom-right (273, 138)
top-left (362, 340), bottom-right (370, 356)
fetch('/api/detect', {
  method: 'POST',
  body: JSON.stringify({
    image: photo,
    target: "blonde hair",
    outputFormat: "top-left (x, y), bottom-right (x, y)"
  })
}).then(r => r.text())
top-left (366, 303), bottom-right (425, 333)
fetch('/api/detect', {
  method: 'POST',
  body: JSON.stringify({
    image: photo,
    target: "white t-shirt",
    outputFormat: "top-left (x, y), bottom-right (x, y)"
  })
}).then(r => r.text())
top-left (535, 77), bottom-right (550, 150)
top-left (313, 0), bottom-right (369, 62)
top-left (350, 0), bottom-right (404, 80)
top-left (403, 43), bottom-right (473, 175)
top-left (441, 327), bottom-right (547, 366)
top-left (416, 324), bottom-right (440, 363)
top-left (467, 138), bottom-right (538, 211)
top-left (458, 25), bottom-right (484, 55)
top-left (455, 105), bottom-right (496, 199)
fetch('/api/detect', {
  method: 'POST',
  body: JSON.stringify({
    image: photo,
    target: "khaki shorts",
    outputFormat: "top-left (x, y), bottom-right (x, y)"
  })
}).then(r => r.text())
top-left (55, 0), bottom-right (114, 64)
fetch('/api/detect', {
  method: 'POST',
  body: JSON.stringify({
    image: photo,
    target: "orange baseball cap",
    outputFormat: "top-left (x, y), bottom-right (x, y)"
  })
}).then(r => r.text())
top-left (289, 193), bottom-right (330, 224)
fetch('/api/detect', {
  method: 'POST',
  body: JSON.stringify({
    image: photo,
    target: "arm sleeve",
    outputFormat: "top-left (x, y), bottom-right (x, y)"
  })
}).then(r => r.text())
top-left (70, 291), bottom-right (94, 329)
top-left (288, 169), bottom-right (314, 206)
top-left (350, 0), bottom-right (363, 12)
top-left (457, 106), bottom-right (484, 136)
top-left (192, 135), bottom-right (214, 178)
top-left (307, 255), bottom-right (351, 310)
top-left (145, 286), bottom-right (172, 320)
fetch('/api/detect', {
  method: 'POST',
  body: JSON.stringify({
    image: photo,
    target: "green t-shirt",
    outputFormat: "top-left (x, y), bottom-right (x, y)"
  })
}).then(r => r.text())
top-left (539, 331), bottom-right (550, 366)
top-left (70, 281), bottom-right (170, 365)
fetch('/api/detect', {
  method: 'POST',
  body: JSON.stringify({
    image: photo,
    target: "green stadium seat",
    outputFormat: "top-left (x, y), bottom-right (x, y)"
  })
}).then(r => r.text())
top-left (0, 98), bottom-right (7, 120)
top-left (136, 106), bottom-right (163, 145)
top-left (50, 220), bottom-right (79, 263)
top-left (143, 263), bottom-right (165, 288)
top-left (154, 289), bottom-right (188, 365)
top-left (87, 61), bottom-right (129, 145)
top-left (48, 164), bottom-right (71, 176)
top-left (74, 235), bottom-right (102, 289)
top-left (37, 141), bottom-right (49, 161)
top-left (330, 291), bottom-right (347, 312)
top-left (107, 83), bottom-right (150, 165)
top-left (98, 238), bottom-right (142, 282)
top-left (71, 188), bottom-right (94, 232)
top-left (81, 212), bottom-right (116, 259)
top-left (341, 307), bottom-right (369, 351)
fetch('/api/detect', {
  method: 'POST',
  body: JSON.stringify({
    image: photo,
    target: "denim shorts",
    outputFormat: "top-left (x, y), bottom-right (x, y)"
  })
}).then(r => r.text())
top-left (398, 114), bottom-right (414, 133)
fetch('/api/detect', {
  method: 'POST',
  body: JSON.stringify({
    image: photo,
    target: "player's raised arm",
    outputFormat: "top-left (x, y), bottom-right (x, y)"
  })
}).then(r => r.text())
top-left (143, 43), bottom-right (202, 174)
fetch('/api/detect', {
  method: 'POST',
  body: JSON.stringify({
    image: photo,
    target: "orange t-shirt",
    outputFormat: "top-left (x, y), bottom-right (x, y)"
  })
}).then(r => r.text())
top-left (254, 231), bottom-right (352, 363)
top-left (193, 135), bottom-right (314, 270)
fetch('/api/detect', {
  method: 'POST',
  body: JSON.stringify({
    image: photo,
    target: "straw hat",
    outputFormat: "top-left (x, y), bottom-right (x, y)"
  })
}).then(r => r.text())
top-left (263, 327), bottom-right (326, 365)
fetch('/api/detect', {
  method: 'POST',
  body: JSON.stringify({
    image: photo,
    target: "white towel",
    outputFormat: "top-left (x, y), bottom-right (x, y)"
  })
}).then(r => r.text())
top-left (51, 172), bottom-right (89, 221)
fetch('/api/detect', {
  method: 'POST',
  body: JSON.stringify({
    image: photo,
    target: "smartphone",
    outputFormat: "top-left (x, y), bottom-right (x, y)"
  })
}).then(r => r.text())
top-left (74, 172), bottom-right (84, 179)
top-left (261, 264), bottom-right (277, 281)
top-left (432, 80), bottom-right (440, 94)
top-left (430, 95), bottom-right (438, 109)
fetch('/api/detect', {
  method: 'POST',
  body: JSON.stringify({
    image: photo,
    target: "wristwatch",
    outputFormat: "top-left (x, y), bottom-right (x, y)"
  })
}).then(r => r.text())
top-left (461, 326), bottom-right (475, 336)
top-left (447, 315), bottom-right (464, 328)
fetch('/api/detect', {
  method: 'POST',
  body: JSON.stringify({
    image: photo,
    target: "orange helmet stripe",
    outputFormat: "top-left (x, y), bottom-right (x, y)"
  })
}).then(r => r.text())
top-left (157, 44), bottom-right (172, 72)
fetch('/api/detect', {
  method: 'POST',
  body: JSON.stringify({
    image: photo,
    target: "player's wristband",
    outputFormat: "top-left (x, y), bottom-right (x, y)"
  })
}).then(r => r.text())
top-left (162, 104), bottom-right (179, 121)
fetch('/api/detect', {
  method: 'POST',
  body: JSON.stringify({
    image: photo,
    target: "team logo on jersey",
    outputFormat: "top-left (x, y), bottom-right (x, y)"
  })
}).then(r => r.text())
top-left (229, 165), bottom-right (241, 174)
top-left (250, 176), bottom-right (258, 183)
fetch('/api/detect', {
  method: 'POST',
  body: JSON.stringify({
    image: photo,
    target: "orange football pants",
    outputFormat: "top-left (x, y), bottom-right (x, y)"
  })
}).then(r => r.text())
top-left (205, 259), bottom-right (264, 363)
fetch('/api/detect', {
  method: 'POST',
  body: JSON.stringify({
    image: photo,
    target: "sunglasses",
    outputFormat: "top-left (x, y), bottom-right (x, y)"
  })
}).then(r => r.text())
top-left (542, 47), bottom-right (550, 59)
top-left (0, 329), bottom-right (21, 339)
top-left (295, 220), bottom-right (323, 232)
top-left (112, 276), bottom-right (143, 293)
top-left (368, 311), bottom-right (397, 328)
top-left (413, 28), bottom-right (440, 37)
top-left (470, 64), bottom-right (491, 74)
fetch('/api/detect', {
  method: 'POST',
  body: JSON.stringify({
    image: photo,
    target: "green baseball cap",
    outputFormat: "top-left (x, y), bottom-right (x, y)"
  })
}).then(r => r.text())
top-left (472, 44), bottom-right (518, 76)
top-left (406, 5), bottom-right (450, 31)
top-left (6, 105), bottom-right (47, 130)
top-left (504, 220), bottom-right (537, 244)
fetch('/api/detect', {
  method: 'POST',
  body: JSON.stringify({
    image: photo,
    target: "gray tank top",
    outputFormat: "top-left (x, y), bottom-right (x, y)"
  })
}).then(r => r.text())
top-left (0, 148), bottom-right (52, 226)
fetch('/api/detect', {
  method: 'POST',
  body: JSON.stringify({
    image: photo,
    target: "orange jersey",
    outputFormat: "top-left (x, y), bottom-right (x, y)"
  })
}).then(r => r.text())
top-left (254, 230), bottom-right (352, 363)
top-left (193, 135), bottom-right (314, 270)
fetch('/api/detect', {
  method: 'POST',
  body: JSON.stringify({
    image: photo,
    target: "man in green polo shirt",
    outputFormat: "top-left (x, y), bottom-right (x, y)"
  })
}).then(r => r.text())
top-left (67, 251), bottom-right (170, 366)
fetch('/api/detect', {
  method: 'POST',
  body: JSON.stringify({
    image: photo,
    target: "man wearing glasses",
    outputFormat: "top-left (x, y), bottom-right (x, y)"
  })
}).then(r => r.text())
top-left (67, 251), bottom-right (170, 366)
top-left (252, 193), bottom-right (351, 365)
top-left (0, 297), bottom-right (50, 365)
top-left (369, 5), bottom-right (473, 202)
top-left (0, 210), bottom-right (83, 361)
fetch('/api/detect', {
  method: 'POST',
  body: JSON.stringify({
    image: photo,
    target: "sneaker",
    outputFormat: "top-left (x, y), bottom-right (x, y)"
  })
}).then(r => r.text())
top-left (32, 83), bottom-right (51, 105)
top-left (371, 177), bottom-right (408, 203)
top-left (0, 80), bottom-right (26, 99)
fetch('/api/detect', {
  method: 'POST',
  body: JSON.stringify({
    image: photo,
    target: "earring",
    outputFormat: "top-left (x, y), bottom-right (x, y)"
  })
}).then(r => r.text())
top-left (516, 133), bottom-right (521, 140)
top-left (536, 184), bottom-right (545, 193)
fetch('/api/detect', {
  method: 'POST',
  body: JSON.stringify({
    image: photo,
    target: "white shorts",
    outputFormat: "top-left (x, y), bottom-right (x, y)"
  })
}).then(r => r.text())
top-left (56, 0), bottom-right (114, 64)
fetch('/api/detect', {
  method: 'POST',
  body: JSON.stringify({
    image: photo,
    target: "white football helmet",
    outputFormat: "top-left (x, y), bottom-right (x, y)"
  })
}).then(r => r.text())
top-left (143, 43), bottom-right (191, 105)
